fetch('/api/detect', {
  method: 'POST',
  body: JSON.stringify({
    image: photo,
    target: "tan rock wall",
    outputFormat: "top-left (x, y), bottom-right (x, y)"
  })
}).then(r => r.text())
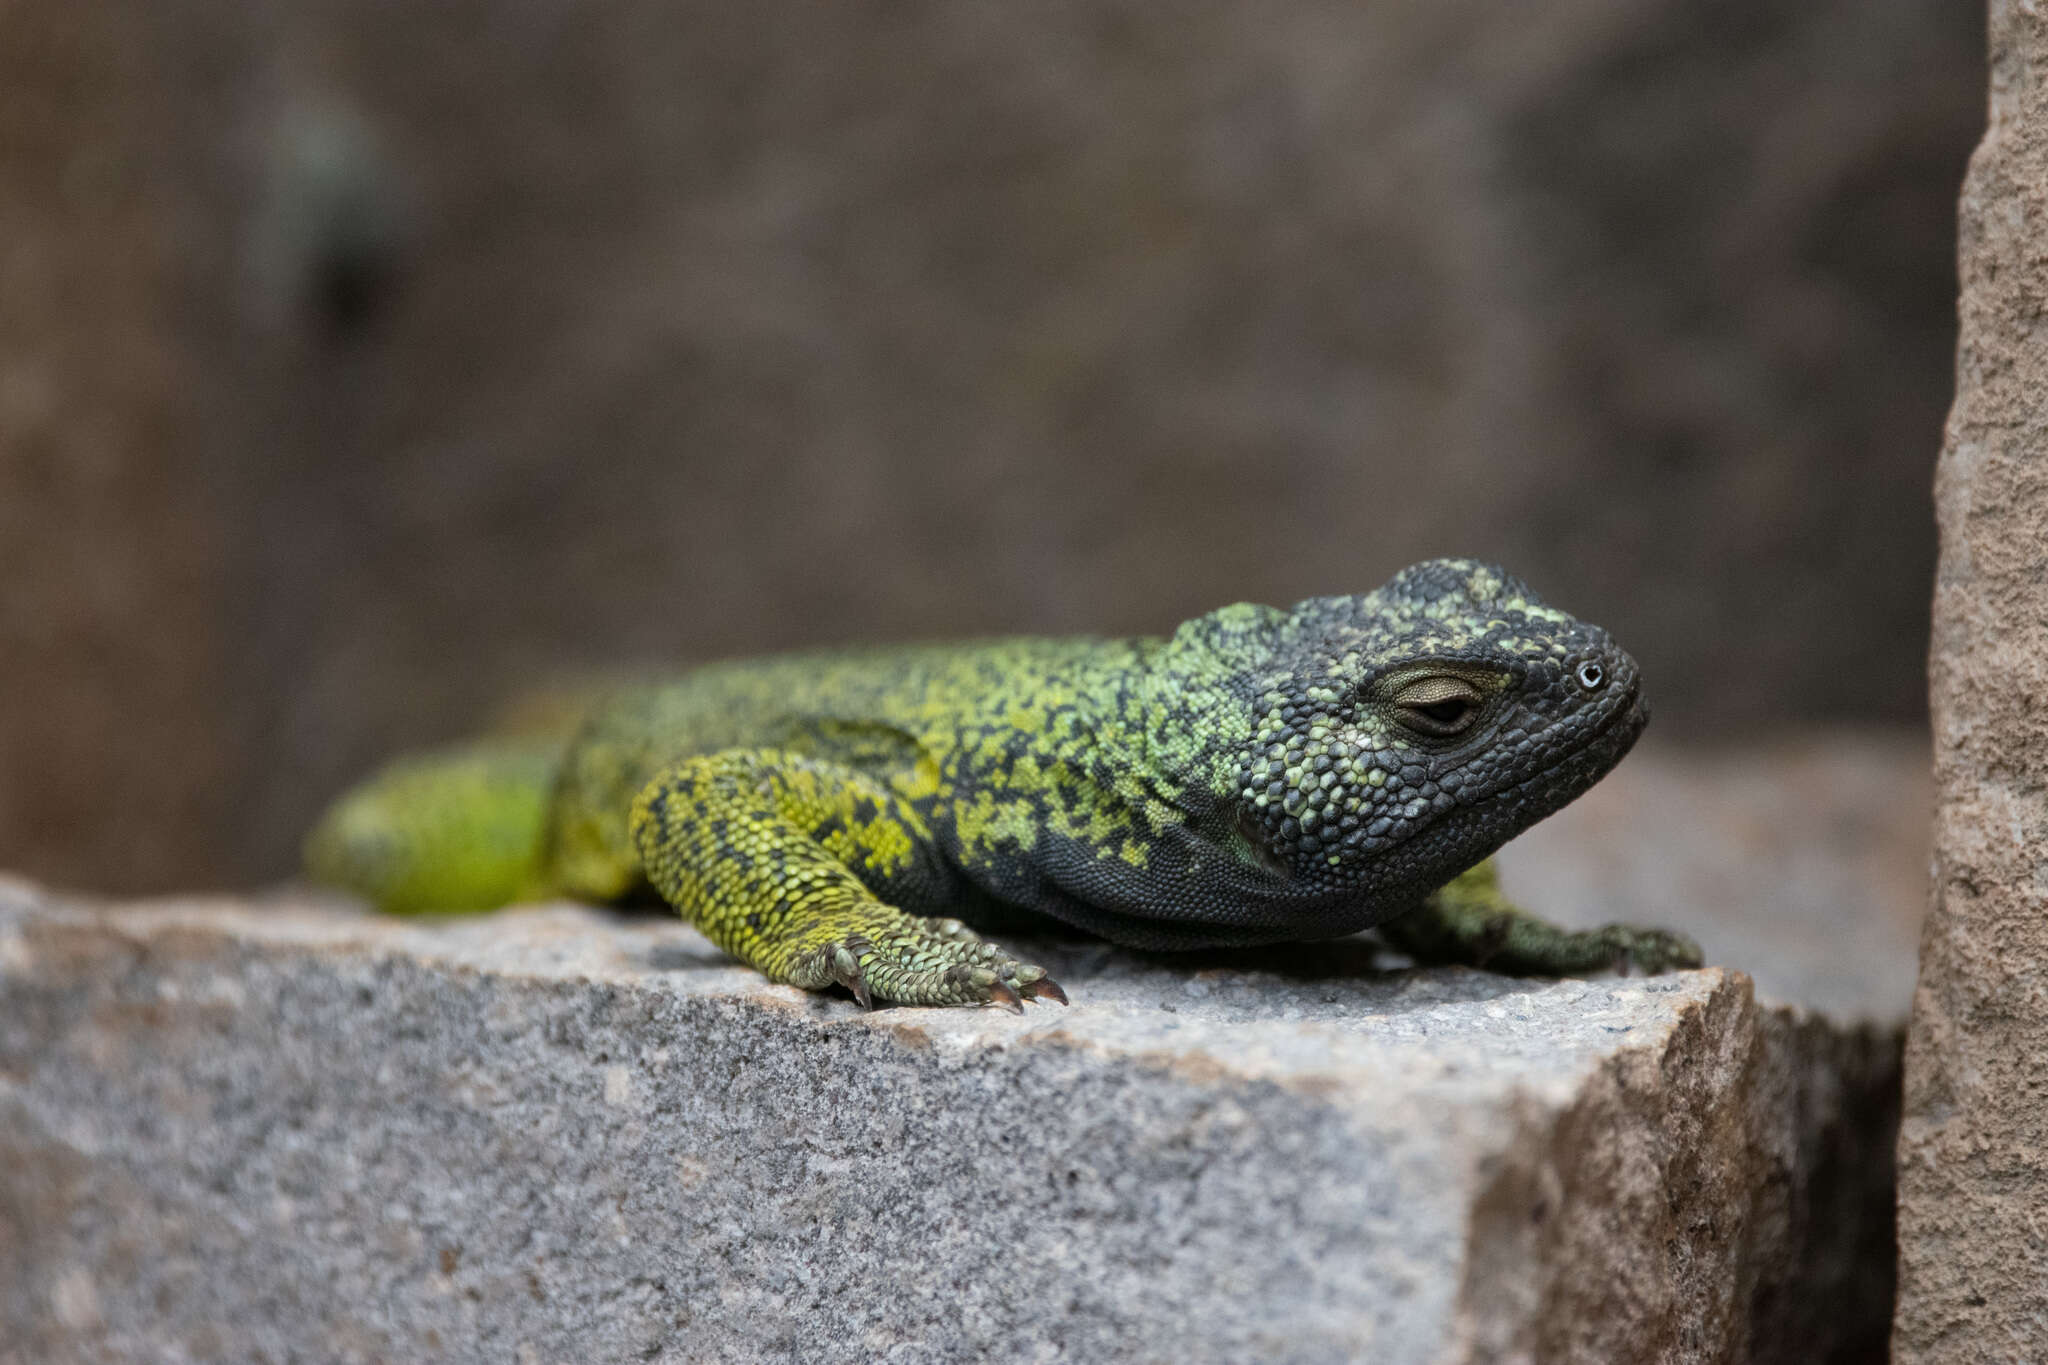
top-left (1896, 3), bottom-right (2048, 1358)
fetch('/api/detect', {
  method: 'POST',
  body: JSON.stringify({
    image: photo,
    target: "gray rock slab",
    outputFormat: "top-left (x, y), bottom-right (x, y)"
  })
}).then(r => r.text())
top-left (2, 876), bottom-right (1898, 1364)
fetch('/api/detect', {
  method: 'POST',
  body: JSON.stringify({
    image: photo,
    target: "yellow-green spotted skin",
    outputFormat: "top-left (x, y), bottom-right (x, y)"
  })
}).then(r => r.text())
top-left (305, 742), bottom-right (563, 915)
top-left (306, 559), bottom-right (1701, 1007)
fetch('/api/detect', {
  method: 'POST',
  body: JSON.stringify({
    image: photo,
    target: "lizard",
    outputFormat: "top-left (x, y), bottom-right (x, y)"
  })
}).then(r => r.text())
top-left (304, 558), bottom-right (1701, 1009)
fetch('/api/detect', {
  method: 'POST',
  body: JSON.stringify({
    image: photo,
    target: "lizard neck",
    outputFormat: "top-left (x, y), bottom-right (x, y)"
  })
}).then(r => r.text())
top-left (1069, 636), bottom-right (1257, 833)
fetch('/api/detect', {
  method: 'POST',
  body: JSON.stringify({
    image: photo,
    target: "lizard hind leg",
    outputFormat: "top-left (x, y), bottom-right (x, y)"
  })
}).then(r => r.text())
top-left (629, 749), bottom-right (1066, 1009)
top-left (305, 740), bottom-right (563, 915)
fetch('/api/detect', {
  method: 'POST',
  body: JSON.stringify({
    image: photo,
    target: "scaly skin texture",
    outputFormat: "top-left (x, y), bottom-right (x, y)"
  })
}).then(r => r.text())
top-left (307, 559), bottom-right (1700, 1007)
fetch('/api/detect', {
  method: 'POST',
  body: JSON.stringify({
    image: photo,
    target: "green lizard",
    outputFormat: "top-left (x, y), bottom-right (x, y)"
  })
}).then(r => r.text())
top-left (305, 558), bottom-right (1700, 1008)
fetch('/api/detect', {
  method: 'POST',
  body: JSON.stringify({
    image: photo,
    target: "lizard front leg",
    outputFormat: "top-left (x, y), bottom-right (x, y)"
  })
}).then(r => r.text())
top-left (1379, 859), bottom-right (1702, 976)
top-left (629, 749), bottom-right (1067, 1009)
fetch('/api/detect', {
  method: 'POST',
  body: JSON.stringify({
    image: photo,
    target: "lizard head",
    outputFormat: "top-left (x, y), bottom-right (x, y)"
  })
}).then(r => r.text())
top-left (1168, 558), bottom-right (1646, 911)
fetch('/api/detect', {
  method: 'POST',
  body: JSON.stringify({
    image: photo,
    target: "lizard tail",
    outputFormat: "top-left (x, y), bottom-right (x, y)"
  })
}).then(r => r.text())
top-left (304, 740), bottom-right (564, 915)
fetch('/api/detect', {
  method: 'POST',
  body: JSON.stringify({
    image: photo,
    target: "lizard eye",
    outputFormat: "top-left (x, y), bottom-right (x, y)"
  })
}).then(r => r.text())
top-left (1390, 676), bottom-right (1485, 738)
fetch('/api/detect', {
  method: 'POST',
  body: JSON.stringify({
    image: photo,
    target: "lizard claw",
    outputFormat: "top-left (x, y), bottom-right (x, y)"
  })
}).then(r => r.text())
top-left (1020, 976), bottom-right (1069, 1006)
top-left (1008, 962), bottom-right (1068, 1006)
top-left (828, 943), bottom-right (876, 1010)
top-left (985, 980), bottom-right (1025, 1013)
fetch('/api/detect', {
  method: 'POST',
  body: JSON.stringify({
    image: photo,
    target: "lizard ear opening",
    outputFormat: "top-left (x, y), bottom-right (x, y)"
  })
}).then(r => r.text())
top-left (1230, 804), bottom-right (1292, 880)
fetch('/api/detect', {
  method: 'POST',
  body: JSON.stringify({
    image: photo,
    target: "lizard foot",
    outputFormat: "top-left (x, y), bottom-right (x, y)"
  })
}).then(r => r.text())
top-left (1463, 920), bottom-right (1704, 977)
top-left (807, 918), bottom-right (1068, 1011)
top-left (1382, 860), bottom-right (1705, 977)
top-left (1578, 924), bottom-right (1703, 975)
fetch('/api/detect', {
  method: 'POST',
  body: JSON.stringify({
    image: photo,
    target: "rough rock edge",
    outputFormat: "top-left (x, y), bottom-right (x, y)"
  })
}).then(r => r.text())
top-left (1452, 974), bottom-right (1900, 1365)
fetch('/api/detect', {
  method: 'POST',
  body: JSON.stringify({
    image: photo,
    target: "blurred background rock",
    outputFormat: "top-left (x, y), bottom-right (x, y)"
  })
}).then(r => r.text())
top-left (0, 0), bottom-right (1979, 893)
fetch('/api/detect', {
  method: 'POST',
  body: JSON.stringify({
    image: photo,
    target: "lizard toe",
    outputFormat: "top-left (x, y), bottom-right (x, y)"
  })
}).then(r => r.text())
top-left (1630, 928), bottom-right (1703, 974)
top-left (827, 940), bottom-right (877, 1010)
top-left (1597, 925), bottom-right (1703, 975)
top-left (999, 959), bottom-right (1070, 1007)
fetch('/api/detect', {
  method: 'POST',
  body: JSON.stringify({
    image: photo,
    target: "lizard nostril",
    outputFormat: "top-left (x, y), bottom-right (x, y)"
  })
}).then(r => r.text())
top-left (1575, 660), bottom-right (1607, 691)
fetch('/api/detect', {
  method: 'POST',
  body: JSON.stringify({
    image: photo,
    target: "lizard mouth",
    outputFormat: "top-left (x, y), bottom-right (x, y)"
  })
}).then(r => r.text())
top-left (1345, 669), bottom-right (1646, 881)
top-left (1455, 671), bottom-right (1646, 832)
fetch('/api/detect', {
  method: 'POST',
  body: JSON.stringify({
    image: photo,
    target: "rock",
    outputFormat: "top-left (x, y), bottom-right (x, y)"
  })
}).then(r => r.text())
top-left (0, 1), bottom-right (231, 895)
top-left (1, 877), bottom-right (1898, 1363)
top-left (1896, 3), bottom-right (2048, 1359)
